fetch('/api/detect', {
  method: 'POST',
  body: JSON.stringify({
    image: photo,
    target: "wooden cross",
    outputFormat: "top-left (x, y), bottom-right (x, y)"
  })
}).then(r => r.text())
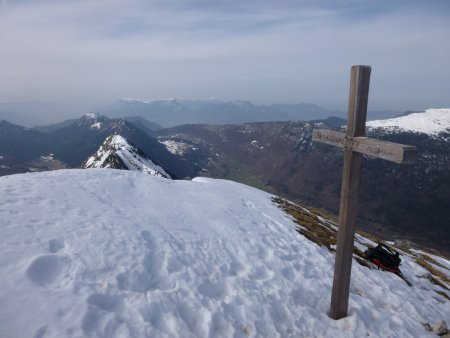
top-left (312, 65), bottom-right (417, 320)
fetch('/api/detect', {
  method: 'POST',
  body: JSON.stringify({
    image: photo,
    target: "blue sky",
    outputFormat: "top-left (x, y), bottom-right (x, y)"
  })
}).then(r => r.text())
top-left (1, 0), bottom-right (449, 116)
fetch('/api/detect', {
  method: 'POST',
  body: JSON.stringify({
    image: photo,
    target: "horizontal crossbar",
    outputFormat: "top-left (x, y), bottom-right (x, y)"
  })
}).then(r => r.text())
top-left (312, 129), bottom-right (417, 164)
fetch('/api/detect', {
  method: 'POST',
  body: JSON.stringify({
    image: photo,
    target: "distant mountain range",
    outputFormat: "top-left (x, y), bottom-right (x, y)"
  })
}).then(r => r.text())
top-left (1, 98), bottom-right (406, 128)
top-left (103, 99), bottom-right (343, 127)
top-left (103, 98), bottom-right (409, 127)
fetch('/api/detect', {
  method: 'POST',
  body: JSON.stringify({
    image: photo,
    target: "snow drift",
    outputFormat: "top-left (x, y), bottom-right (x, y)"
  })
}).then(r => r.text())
top-left (0, 169), bottom-right (448, 337)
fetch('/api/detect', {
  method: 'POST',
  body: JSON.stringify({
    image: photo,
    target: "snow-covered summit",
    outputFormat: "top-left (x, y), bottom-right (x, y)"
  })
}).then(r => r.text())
top-left (83, 135), bottom-right (170, 178)
top-left (367, 108), bottom-right (450, 136)
top-left (0, 169), bottom-right (448, 337)
top-left (116, 98), bottom-right (260, 111)
top-left (76, 112), bottom-right (110, 130)
top-left (84, 112), bottom-right (101, 119)
top-left (119, 98), bottom-right (223, 105)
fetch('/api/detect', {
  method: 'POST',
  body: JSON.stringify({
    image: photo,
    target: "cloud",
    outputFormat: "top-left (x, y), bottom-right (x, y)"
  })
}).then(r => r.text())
top-left (0, 0), bottom-right (449, 118)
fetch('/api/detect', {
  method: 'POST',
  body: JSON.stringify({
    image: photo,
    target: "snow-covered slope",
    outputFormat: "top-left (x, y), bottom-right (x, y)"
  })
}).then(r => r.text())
top-left (367, 108), bottom-right (450, 136)
top-left (83, 135), bottom-right (170, 178)
top-left (0, 170), bottom-right (448, 338)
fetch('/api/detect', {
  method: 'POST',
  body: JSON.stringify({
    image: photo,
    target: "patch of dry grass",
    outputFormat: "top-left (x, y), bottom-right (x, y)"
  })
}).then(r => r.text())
top-left (272, 197), bottom-right (447, 290)
top-left (435, 290), bottom-right (450, 301)
top-left (421, 254), bottom-right (450, 271)
top-left (273, 197), bottom-right (368, 263)
top-left (415, 258), bottom-right (450, 289)
top-left (273, 197), bottom-right (337, 248)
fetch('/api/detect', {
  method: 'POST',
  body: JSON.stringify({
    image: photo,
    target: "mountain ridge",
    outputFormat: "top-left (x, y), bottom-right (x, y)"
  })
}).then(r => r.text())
top-left (83, 135), bottom-right (171, 178)
top-left (367, 108), bottom-right (450, 137)
top-left (104, 98), bottom-right (341, 126)
top-left (0, 113), bottom-right (196, 178)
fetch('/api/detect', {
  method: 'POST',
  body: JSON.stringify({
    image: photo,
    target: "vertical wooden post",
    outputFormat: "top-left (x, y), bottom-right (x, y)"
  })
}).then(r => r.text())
top-left (329, 65), bottom-right (371, 319)
top-left (313, 66), bottom-right (415, 318)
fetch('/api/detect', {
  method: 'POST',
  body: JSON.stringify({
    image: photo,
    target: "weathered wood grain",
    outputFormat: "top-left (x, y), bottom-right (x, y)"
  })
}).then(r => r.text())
top-left (312, 129), bottom-right (418, 164)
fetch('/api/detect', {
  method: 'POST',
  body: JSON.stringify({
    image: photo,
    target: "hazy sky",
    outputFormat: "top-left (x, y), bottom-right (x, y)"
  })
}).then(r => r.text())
top-left (1, 0), bottom-right (449, 116)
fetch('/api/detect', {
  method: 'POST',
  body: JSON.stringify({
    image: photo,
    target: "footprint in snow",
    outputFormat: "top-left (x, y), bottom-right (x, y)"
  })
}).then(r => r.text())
top-left (116, 230), bottom-right (171, 293)
top-left (26, 254), bottom-right (71, 287)
top-left (242, 199), bottom-right (256, 209)
top-left (33, 325), bottom-right (48, 338)
top-left (141, 230), bottom-right (156, 249)
top-left (82, 294), bottom-right (123, 334)
top-left (48, 238), bottom-right (65, 253)
top-left (87, 293), bottom-right (123, 312)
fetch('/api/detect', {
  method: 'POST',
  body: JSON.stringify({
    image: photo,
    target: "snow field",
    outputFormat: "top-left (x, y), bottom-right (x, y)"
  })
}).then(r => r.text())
top-left (367, 108), bottom-right (450, 136)
top-left (158, 140), bottom-right (190, 156)
top-left (0, 169), bottom-right (448, 337)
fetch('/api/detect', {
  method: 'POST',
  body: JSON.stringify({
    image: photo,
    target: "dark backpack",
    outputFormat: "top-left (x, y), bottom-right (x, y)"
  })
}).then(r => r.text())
top-left (365, 243), bottom-right (401, 272)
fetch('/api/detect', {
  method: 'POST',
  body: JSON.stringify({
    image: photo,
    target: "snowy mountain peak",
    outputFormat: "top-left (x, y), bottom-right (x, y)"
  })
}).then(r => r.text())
top-left (83, 135), bottom-right (170, 178)
top-left (84, 112), bottom-right (101, 119)
top-left (367, 108), bottom-right (450, 137)
top-left (107, 134), bottom-right (128, 147)
top-left (77, 112), bottom-right (110, 129)
top-left (119, 98), bottom-right (222, 104)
